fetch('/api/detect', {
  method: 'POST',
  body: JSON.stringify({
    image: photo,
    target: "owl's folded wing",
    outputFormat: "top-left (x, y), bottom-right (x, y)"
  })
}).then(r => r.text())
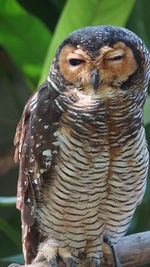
top-left (14, 80), bottom-right (60, 264)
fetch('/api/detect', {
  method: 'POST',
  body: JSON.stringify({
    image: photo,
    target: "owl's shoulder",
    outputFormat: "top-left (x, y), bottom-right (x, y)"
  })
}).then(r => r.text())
top-left (14, 80), bottom-right (61, 163)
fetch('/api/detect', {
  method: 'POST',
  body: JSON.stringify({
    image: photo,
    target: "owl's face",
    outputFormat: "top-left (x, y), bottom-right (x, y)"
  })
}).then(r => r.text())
top-left (58, 41), bottom-right (137, 94)
top-left (50, 26), bottom-right (150, 99)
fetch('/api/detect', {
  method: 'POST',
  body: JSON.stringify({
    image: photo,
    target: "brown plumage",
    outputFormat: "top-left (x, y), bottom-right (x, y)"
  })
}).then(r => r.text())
top-left (14, 26), bottom-right (150, 266)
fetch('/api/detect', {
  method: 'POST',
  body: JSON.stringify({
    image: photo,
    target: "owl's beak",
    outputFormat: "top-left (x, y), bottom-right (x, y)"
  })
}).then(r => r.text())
top-left (90, 68), bottom-right (99, 93)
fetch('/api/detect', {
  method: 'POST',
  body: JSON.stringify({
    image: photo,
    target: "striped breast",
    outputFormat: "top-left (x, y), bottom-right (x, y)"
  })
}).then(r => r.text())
top-left (37, 88), bottom-right (149, 259)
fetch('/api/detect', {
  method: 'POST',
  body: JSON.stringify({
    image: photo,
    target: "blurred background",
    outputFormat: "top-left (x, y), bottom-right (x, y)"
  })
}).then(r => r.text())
top-left (0, 0), bottom-right (150, 266)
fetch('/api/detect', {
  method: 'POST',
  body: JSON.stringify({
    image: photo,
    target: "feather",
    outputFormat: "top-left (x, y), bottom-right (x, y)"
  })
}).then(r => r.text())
top-left (14, 80), bottom-right (61, 264)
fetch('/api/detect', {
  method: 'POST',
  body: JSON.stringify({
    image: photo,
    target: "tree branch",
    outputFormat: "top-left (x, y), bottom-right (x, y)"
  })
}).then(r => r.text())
top-left (8, 231), bottom-right (150, 267)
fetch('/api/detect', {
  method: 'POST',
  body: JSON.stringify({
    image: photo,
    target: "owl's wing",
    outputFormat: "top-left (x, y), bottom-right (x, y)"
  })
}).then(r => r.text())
top-left (14, 81), bottom-right (61, 264)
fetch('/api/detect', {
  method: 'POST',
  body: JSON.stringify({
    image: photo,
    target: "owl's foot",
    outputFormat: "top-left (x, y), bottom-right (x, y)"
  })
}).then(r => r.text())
top-left (59, 248), bottom-right (77, 267)
top-left (33, 241), bottom-right (77, 267)
top-left (85, 258), bottom-right (100, 267)
top-left (102, 237), bottom-right (121, 267)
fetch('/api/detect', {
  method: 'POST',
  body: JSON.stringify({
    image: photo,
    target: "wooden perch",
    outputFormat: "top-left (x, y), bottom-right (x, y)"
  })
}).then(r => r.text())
top-left (8, 231), bottom-right (150, 267)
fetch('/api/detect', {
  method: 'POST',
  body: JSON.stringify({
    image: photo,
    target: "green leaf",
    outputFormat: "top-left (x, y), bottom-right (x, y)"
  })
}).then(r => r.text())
top-left (39, 0), bottom-right (135, 84)
top-left (18, 0), bottom-right (66, 32)
top-left (144, 96), bottom-right (150, 126)
top-left (0, 216), bottom-right (21, 248)
top-left (0, 197), bottom-right (16, 207)
top-left (91, 0), bottom-right (135, 26)
top-left (127, 0), bottom-right (150, 50)
top-left (0, 0), bottom-right (51, 85)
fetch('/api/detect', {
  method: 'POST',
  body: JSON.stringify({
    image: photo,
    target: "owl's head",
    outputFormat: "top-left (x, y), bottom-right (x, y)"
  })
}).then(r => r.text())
top-left (49, 26), bottom-right (150, 98)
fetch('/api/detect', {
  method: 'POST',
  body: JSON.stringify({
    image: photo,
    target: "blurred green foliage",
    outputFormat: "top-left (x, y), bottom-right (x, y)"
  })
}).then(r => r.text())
top-left (0, 0), bottom-right (150, 266)
top-left (0, 0), bottom-right (51, 86)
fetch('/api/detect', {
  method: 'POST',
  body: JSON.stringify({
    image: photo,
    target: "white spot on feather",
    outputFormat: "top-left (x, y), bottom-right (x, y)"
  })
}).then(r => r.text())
top-left (44, 125), bottom-right (49, 129)
top-left (47, 76), bottom-right (60, 92)
top-left (30, 103), bottom-right (37, 112)
top-left (24, 169), bottom-right (29, 175)
top-left (53, 122), bottom-right (59, 126)
top-left (52, 141), bottom-right (59, 146)
top-left (42, 149), bottom-right (52, 157)
top-left (36, 143), bottom-right (41, 148)
top-left (40, 168), bottom-right (47, 174)
top-left (54, 131), bottom-right (59, 137)
top-left (31, 206), bottom-right (35, 214)
top-left (30, 157), bottom-right (34, 163)
top-left (42, 149), bottom-right (52, 168)
top-left (55, 99), bottom-right (64, 112)
top-left (45, 161), bottom-right (51, 167)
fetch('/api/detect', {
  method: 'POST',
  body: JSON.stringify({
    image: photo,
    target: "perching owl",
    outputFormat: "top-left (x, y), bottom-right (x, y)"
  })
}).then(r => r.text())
top-left (14, 26), bottom-right (150, 267)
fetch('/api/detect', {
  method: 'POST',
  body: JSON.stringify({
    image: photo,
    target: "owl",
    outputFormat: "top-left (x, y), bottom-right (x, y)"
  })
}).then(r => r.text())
top-left (14, 26), bottom-right (150, 267)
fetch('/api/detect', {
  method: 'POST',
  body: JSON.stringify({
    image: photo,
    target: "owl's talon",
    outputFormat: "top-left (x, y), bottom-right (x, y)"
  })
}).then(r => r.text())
top-left (62, 257), bottom-right (77, 267)
top-left (84, 258), bottom-right (100, 267)
top-left (49, 258), bottom-right (57, 267)
top-left (68, 258), bottom-right (76, 267)
top-left (94, 259), bottom-right (100, 267)
top-left (91, 258), bottom-right (100, 267)
top-left (111, 245), bottom-right (122, 267)
top-left (33, 241), bottom-right (78, 267)
top-left (102, 237), bottom-right (121, 267)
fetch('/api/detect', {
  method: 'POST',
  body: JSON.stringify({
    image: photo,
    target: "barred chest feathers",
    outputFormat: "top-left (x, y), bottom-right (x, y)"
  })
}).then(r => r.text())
top-left (38, 86), bottom-right (149, 258)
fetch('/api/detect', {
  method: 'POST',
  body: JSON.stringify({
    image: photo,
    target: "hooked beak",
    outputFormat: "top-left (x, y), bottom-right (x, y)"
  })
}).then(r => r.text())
top-left (90, 68), bottom-right (99, 93)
